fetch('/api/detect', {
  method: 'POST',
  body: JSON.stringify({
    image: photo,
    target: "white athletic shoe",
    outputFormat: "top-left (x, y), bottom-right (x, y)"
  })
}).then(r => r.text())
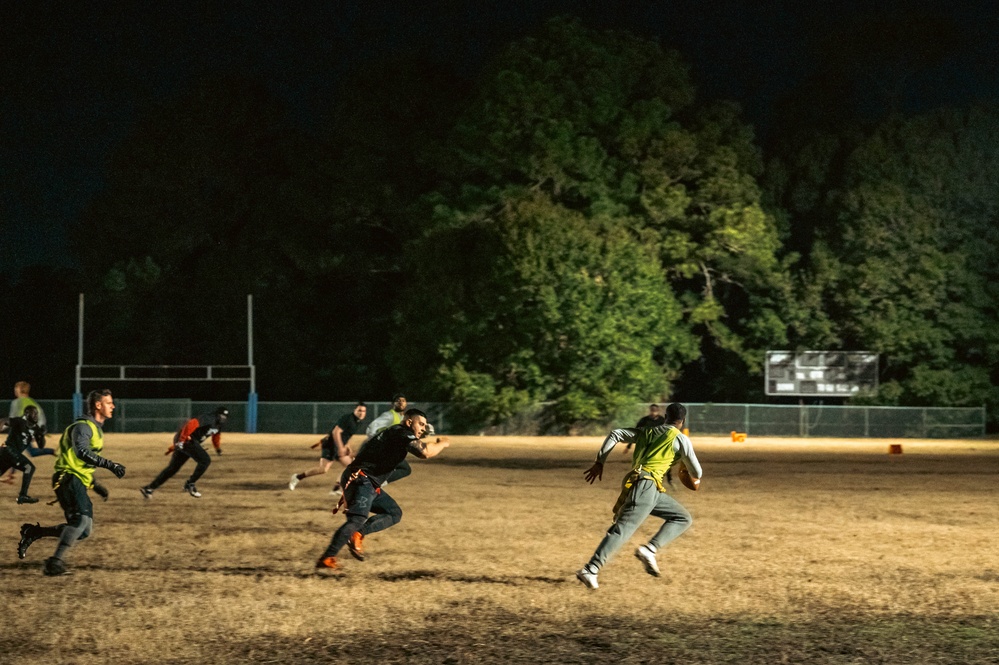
top-left (575, 567), bottom-right (599, 590)
top-left (635, 545), bottom-right (660, 577)
top-left (184, 481), bottom-right (202, 498)
top-left (289, 474), bottom-right (300, 491)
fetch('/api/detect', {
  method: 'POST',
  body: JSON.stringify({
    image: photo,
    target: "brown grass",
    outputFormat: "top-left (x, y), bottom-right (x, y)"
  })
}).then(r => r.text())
top-left (3, 434), bottom-right (998, 664)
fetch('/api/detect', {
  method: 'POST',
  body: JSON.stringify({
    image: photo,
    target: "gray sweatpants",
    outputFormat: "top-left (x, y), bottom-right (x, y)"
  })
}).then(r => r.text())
top-left (587, 478), bottom-right (692, 571)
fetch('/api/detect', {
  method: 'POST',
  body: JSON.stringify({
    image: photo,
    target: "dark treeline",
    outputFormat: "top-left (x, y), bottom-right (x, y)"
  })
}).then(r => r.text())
top-left (3, 18), bottom-right (998, 431)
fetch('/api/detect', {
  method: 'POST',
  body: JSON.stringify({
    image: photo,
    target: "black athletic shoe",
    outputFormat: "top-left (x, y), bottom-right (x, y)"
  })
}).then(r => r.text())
top-left (139, 487), bottom-right (154, 500)
top-left (16, 495), bottom-right (39, 504)
top-left (184, 481), bottom-right (202, 498)
top-left (18, 522), bottom-right (38, 559)
top-left (43, 557), bottom-right (69, 576)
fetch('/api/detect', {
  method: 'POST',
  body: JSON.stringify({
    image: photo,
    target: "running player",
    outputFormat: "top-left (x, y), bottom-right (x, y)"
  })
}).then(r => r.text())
top-left (2, 381), bottom-right (54, 485)
top-left (316, 408), bottom-right (449, 570)
top-left (289, 402), bottom-right (367, 490)
top-left (1, 405), bottom-right (44, 503)
top-left (139, 406), bottom-right (228, 499)
top-left (575, 402), bottom-right (702, 590)
top-left (17, 389), bottom-right (126, 576)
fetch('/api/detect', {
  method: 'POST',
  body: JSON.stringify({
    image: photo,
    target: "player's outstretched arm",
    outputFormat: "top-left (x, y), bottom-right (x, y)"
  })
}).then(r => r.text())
top-left (419, 437), bottom-right (450, 459)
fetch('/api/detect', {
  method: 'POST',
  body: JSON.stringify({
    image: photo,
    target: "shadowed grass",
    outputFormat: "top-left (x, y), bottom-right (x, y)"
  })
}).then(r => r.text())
top-left (2, 433), bottom-right (998, 664)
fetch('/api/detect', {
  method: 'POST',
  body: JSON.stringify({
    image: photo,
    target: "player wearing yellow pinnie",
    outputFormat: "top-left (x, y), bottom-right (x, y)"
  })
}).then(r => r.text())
top-left (576, 402), bottom-right (702, 589)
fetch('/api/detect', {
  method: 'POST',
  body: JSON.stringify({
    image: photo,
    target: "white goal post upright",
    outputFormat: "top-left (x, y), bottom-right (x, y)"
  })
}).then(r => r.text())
top-left (73, 294), bottom-right (259, 433)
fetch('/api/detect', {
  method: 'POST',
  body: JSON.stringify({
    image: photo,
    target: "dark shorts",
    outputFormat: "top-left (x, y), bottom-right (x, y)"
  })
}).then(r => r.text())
top-left (320, 435), bottom-right (336, 461)
top-left (53, 472), bottom-right (93, 520)
top-left (0, 446), bottom-right (31, 473)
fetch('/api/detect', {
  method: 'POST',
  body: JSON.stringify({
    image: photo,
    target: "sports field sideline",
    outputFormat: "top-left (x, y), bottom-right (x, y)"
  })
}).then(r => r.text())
top-left (3, 433), bottom-right (998, 664)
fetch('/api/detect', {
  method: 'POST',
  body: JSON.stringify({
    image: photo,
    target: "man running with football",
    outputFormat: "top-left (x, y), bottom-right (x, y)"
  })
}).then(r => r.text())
top-left (576, 402), bottom-right (702, 590)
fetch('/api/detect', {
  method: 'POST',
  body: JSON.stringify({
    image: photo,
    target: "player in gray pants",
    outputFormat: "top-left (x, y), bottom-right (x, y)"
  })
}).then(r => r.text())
top-left (576, 402), bottom-right (702, 589)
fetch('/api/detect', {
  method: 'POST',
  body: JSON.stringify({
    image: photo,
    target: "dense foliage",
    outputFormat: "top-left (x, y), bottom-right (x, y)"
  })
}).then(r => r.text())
top-left (4, 18), bottom-right (997, 429)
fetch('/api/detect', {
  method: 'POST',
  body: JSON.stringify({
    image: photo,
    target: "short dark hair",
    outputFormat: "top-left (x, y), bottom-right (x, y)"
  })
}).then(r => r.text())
top-left (649, 403), bottom-right (660, 410)
top-left (664, 402), bottom-right (686, 424)
top-left (356, 401), bottom-right (367, 408)
top-left (86, 389), bottom-right (113, 415)
top-left (392, 393), bottom-right (406, 402)
top-left (404, 408), bottom-right (427, 421)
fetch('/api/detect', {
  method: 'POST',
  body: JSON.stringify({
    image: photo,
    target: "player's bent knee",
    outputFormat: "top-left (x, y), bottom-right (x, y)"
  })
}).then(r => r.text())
top-left (79, 515), bottom-right (94, 540)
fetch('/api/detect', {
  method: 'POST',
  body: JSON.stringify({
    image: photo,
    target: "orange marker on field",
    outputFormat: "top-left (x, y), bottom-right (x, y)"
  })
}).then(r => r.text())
top-left (888, 444), bottom-right (903, 454)
top-left (731, 431), bottom-right (747, 442)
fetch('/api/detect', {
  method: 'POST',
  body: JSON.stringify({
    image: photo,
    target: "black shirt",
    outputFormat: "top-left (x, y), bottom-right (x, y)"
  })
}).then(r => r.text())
top-left (333, 412), bottom-right (362, 444)
top-left (343, 424), bottom-right (425, 484)
top-left (636, 414), bottom-right (666, 429)
top-left (3, 416), bottom-right (42, 456)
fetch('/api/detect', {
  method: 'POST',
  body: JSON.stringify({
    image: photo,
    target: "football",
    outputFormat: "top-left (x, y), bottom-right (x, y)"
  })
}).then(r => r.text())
top-left (677, 462), bottom-right (700, 491)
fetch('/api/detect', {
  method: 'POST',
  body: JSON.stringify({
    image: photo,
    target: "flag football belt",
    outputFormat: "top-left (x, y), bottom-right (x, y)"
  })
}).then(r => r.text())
top-left (47, 470), bottom-right (70, 505)
top-left (611, 468), bottom-right (668, 519)
top-left (331, 469), bottom-right (381, 516)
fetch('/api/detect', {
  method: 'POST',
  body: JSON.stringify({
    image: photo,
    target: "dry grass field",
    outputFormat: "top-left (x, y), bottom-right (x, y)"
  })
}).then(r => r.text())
top-left (2, 433), bottom-right (998, 664)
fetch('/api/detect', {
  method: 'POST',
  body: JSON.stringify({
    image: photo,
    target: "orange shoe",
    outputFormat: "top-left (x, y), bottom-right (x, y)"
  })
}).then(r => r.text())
top-left (348, 531), bottom-right (365, 561)
top-left (315, 556), bottom-right (338, 570)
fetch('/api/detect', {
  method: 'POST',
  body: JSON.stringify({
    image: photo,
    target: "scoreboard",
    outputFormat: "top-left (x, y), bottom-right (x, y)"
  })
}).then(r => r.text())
top-left (765, 351), bottom-right (879, 397)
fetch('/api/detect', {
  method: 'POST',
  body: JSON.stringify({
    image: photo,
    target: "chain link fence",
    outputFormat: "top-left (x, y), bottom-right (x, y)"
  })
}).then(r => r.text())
top-left (30, 399), bottom-right (985, 438)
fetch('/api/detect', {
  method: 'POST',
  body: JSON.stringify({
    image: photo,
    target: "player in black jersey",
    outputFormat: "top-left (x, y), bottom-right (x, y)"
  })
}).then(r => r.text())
top-left (289, 402), bottom-right (366, 491)
top-left (0, 405), bottom-right (44, 503)
top-left (315, 408), bottom-right (449, 570)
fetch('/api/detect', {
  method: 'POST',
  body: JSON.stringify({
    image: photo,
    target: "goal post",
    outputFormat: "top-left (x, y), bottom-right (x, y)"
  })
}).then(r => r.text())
top-left (74, 294), bottom-right (260, 432)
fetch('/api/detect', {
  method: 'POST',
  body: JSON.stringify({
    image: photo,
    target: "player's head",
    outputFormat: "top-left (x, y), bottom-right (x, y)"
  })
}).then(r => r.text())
top-left (354, 401), bottom-right (367, 419)
top-left (14, 381), bottom-right (29, 397)
top-left (215, 406), bottom-right (230, 423)
top-left (86, 389), bottom-right (114, 417)
top-left (648, 403), bottom-right (660, 414)
top-left (403, 408), bottom-right (428, 438)
top-left (664, 402), bottom-right (686, 426)
top-left (22, 405), bottom-right (39, 426)
top-left (391, 393), bottom-right (407, 412)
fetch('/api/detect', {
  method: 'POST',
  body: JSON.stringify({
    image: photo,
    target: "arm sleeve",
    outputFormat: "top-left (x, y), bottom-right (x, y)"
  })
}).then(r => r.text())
top-left (8, 400), bottom-right (17, 418)
top-left (673, 433), bottom-right (702, 479)
top-left (177, 418), bottom-right (200, 443)
top-left (71, 424), bottom-right (116, 470)
top-left (595, 428), bottom-right (640, 464)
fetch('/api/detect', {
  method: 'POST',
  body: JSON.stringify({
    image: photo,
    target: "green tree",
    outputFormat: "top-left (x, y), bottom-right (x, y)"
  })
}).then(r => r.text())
top-left (396, 18), bottom-right (792, 427)
top-left (800, 107), bottom-right (999, 417)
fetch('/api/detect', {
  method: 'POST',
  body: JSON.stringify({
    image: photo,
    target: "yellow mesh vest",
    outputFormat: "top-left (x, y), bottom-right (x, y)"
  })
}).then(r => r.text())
top-left (13, 396), bottom-right (40, 416)
top-left (55, 419), bottom-right (103, 487)
top-left (631, 425), bottom-right (680, 484)
top-left (611, 426), bottom-right (681, 517)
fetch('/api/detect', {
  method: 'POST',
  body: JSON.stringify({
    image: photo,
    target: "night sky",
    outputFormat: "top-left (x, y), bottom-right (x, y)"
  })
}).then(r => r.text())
top-left (2, 0), bottom-right (997, 275)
